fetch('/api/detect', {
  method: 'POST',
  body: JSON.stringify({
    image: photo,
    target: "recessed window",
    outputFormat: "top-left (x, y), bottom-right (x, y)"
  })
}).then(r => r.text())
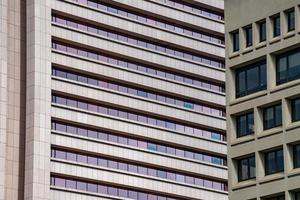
top-left (264, 148), bottom-right (284, 175)
top-left (276, 48), bottom-right (300, 84)
top-left (236, 61), bottom-right (267, 98)
top-left (236, 112), bottom-right (254, 138)
top-left (293, 144), bottom-right (300, 168)
top-left (295, 191), bottom-right (300, 200)
top-left (232, 30), bottom-right (240, 52)
top-left (245, 25), bottom-right (253, 47)
top-left (259, 20), bottom-right (267, 42)
top-left (273, 15), bottom-right (281, 37)
top-left (292, 98), bottom-right (300, 122)
top-left (263, 104), bottom-right (282, 130)
top-left (286, 9), bottom-right (295, 32)
top-left (264, 195), bottom-right (285, 200)
top-left (237, 156), bottom-right (256, 182)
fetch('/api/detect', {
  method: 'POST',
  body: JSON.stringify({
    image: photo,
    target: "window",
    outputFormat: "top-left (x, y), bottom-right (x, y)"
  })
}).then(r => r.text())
top-left (295, 192), bottom-right (300, 200)
top-left (237, 156), bottom-right (256, 181)
top-left (232, 30), bottom-right (239, 52)
top-left (264, 195), bottom-right (285, 200)
top-left (264, 148), bottom-right (284, 175)
top-left (245, 26), bottom-right (253, 47)
top-left (236, 112), bottom-right (254, 137)
top-left (273, 15), bottom-right (281, 37)
top-left (286, 9), bottom-right (295, 32)
top-left (292, 98), bottom-right (300, 122)
top-left (293, 144), bottom-right (300, 168)
top-left (236, 61), bottom-right (267, 98)
top-left (277, 48), bottom-right (300, 84)
top-left (259, 21), bottom-right (267, 42)
top-left (263, 104), bottom-right (282, 130)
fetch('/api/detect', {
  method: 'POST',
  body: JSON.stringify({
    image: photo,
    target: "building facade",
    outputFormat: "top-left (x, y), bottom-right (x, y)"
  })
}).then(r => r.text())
top-left (0, 0), bottom-right (226, 200)
top-left (225, 0), bottom-right (300, 200)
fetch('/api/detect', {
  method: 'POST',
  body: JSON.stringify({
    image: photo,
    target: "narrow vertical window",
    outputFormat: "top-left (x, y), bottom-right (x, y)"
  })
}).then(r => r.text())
top-left (245, 25), bottom-right (253, 47)
top-left (293, 144), bottom-right (300, 168)
top-left (287, 9), bottom-right (295, 32)
top-left (273, 15), bottom-right (281, 37)
top-left (259, 21), bottom-right (267, 42)
top-left (232, 30), bottom-right (240, 52)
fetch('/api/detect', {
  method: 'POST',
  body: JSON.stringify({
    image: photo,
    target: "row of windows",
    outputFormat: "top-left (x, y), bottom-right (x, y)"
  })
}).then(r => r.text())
top-left (51, 121), bottom-right (226, 166)
top-left (235, 47), bottom-right (300, 98)
top-left (52, 14), bottom-right (224, 68)
top-left (236, 97), bottom-right (300, 138)
top-left (51, 148), bottom-right (227, 191)
top-left (52, 95), bottom-right (226, 142)
top-left (237, 144), bottom-right (300, 182)
top-left (157, 0), bottom-right (224, 21)
top-left (231, 8), bottom-right (295, 52)
top-left (70, 0), bottom-right (225, 45)
top-left (51, 176), bottom-right (179, 200)
top-left (52, 41), bottom-right (225, 93)
top-left (52, 68), bottom-right (225, 117)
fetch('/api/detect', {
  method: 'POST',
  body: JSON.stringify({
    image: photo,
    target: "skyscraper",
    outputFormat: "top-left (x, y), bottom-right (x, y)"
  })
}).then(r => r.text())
top-left (0, 0), bottom-right (226, 199)
top-left (225, 0), bottom-right (300, 199)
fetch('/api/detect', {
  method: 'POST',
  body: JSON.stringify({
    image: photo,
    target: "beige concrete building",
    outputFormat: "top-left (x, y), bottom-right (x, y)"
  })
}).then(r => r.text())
top-left (225, 0), bottom-right (300, 200)
top-left (0, 0), bottom-right (227, 200)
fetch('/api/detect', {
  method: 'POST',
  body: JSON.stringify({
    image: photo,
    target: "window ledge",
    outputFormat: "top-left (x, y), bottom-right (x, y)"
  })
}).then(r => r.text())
top-left (231, 135), bottom-right (255, 146)
top-left (257, 127), bottom-right (283, 139)
top-left (283, 31), bottom-right (296, 39)
top-left (232, 179), bottom-right (256, 191)
top-left (286, 121), bottom-right (300, 132)
top-left (287, 168), bottom-right (300, 177)
top-left (229, 52), bottom-right (240, 59)
top-left (269, 36), bottom-right (281, 45)
top-left (230, 90), bottom-right (267, 106)
top-left (258, 172), bottom-right (284, 185)
top-left (255, 42), bottom-right (267, 50)
top-left (270, 79), bottom-right (300, 94)
top-left (242, 47), bottom-right (253, 55)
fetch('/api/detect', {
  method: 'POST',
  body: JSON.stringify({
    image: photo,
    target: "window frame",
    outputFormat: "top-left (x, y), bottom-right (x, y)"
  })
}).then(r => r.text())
top-left (237, 155), bottom-right (256, 182)
top-left (272, 15), bottom-right (281, 37)
top-left (293, 144), bottom-right (300, 169)
top-left (236, 60), bottom-right (267, 98)
top-left (292, 98), bottom-right (300, 122)
top-left (232, 30), bottom-right (240, 52)
top-left (263, 104), bottom-right (282, 130)
top-left (286, 9), bottom-right (295, 32)
top-left (264, 148), bottom-right (284, 175)
top-left (236, 112), bottom-right (254, 138)
top-left (244, 25), bottom-right (253, 47)
top-left (276, 47), bottom-right (300, 85)
top-left (258, 20), bottom-right (267, 42)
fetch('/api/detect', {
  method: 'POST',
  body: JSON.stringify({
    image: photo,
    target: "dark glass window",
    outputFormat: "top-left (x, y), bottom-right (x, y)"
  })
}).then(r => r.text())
top-left (273, 15), bottom-right (281, 37)
top-left (277, 48), bottom-right (300, 84)
top-left (245, 26), bottom-right (253, 47)
top-left (259, 21), bottom-right (267, 42)
top-left (263, 104), bottom-right (282, 130)
top-left (265, 148), bottom-right (284, 175)
top-left (237, 156), bottom-right (256, 181)
top-left (265, 195), bottom-right (285, 200)
top-left (236, 61), bottom-right (267, 98)
top-left (236, 112), bottom-right (254, 137)
top-left (292, 98), bottom-right (300, 122)
top-left (293, 144), bottom-right (300, 168)
top-left (232, 30), bottom-right (239, 52)
top-left (295, 192), bottom-right (300, 200)
top-left (287, 9), bottom-right (295, 32)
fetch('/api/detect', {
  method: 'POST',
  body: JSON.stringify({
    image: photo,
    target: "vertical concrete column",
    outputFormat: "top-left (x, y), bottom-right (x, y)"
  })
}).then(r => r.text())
top-left (0, 0), bottom-right (8, 199)
top-left (24, 0), bottom-right (51, 199)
